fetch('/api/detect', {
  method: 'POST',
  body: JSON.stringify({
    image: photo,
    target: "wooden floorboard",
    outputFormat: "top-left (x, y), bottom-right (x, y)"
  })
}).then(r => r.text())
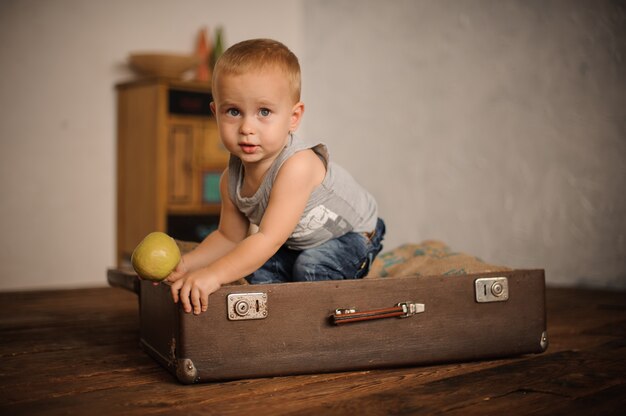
top-left (0, 285), bottom-right (624, 415)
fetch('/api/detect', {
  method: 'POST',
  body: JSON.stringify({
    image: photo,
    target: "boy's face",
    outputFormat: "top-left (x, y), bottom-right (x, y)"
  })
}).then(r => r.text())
top-left (210, 68), bottom-right (304, 171)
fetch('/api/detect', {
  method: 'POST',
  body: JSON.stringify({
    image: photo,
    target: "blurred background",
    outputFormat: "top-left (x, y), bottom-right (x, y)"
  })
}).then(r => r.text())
top-left (1, 0), bottom-right (624, 291)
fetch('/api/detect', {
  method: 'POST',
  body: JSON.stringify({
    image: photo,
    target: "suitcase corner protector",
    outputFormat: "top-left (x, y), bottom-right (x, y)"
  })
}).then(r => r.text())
top-left (540, 330), bottom-right (549, 352)
top-left (176, 358), bottom-right (199, 384)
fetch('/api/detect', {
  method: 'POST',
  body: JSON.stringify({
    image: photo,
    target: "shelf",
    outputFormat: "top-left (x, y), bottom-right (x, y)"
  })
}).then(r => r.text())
top-left (167, 204), bottom-right (221, 216)
top-left (116, 77), bottom-right (212, 91)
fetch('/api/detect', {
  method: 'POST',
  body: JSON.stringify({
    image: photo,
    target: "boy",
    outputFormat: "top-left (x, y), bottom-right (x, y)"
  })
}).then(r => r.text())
top-left (166, 39), bottom-right (385, 315)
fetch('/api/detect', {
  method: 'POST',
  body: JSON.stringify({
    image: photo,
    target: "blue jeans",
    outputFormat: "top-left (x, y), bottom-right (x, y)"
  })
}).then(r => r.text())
top-left (247, 218), bottom-right (386, 284)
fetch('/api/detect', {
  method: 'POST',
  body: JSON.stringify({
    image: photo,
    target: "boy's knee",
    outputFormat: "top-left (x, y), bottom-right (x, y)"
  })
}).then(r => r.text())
top-left (247, 264), bottom-right (291, 284)
top-left (292, 252), bottom-right (347, 282)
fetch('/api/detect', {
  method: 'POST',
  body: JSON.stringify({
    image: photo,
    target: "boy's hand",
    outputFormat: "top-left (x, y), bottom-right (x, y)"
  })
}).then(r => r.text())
top-left (165, 257), bottom-right (189, 283)
top-left (170, 269), bottom-right (221, 315)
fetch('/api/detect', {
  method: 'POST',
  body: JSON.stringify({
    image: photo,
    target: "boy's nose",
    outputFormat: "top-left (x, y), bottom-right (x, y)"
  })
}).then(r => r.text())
top-left (239, 117), bottom-right (254, 135)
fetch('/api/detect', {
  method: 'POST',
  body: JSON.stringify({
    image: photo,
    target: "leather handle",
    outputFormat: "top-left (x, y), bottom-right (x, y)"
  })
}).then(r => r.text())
top-left (332, 302), bottom-right (425, 325)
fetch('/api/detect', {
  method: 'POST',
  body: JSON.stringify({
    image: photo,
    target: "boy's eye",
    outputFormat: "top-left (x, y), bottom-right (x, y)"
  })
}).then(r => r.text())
top-left (226, 108), bottom-right (240, 116)
top-left (259, 108), bottom-right (271, 117)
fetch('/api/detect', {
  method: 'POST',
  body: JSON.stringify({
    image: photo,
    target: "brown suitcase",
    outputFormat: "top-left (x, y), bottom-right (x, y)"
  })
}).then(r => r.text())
top-left (107, 268), bottom-right (548, 384)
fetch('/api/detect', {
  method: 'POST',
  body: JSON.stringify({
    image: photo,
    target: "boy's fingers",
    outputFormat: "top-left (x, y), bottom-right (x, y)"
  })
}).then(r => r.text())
top-left (165, 271), bottom-right (181, 283)
top-left (201, 293), bottom-right (209, 312)
top-left (179, 283), bottom-right (192, 313)
top-left (170, 280), bottom-right (182, 303)
top-left (191, 287), bottom-right (201, 315)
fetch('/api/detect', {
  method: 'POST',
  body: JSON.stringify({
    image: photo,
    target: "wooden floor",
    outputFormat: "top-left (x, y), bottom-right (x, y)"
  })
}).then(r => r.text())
top-left (0, 284), bottom-right (624, 415)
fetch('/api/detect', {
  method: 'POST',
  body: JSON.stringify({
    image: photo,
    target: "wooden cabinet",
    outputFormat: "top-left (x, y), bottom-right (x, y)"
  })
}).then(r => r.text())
top-left (116, 79), bottom-right (229, 265)
top-left (167, 117), bottom-right (226, 209)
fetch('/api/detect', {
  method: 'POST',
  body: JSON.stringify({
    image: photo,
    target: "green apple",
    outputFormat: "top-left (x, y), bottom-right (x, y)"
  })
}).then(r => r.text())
top-left (131, 232), bottom-right (181, 281)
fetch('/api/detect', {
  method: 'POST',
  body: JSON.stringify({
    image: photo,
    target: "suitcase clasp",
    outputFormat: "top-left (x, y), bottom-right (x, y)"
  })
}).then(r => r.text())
top-left (227, 293), bottom-right (268, 321)
top-left (475, 277), bottom-right (509, 303)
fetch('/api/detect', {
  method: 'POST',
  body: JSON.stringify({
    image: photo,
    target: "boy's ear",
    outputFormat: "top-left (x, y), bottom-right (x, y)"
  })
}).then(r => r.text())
top-left (290, 102), bottom-right (305, 131)
top-left (210, 101), bottom-right (216, 115)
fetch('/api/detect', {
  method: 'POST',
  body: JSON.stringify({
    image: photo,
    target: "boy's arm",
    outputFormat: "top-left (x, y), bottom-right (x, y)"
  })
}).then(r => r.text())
top-left (171, 150), bottom-right (325, 314)
top-left (179, 170), bottom-right (249, 272)
top-left (165, 170), bottom-right (249, 281)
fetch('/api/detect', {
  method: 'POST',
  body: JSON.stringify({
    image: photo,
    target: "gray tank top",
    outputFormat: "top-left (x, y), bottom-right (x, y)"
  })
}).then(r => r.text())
top-left (228, 134), bottom-right (378, 249)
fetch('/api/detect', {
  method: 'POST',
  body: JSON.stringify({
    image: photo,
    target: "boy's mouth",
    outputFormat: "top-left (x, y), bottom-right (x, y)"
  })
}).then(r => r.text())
top-left (239, 143), bottom-right (258, 154)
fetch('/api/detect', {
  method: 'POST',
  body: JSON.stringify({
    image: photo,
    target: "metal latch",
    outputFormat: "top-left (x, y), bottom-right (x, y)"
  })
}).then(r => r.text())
top-left (475, 277), bottom-right (509, 303)
top-left (227, 293), bottom-right (268, 321)
top-left (397, 302), bottom-right (426, 317)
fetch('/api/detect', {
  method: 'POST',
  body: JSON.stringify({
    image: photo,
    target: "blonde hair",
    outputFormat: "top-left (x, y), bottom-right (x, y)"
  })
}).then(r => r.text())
top-left (212, 38), bottom-right (301, 103)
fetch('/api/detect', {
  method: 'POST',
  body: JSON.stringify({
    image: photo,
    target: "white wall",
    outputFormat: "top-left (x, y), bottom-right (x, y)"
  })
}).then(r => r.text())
top-left (1, 0), bottom-right (624, 291)
top-left (302, 0), bottom-right (626, 289)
